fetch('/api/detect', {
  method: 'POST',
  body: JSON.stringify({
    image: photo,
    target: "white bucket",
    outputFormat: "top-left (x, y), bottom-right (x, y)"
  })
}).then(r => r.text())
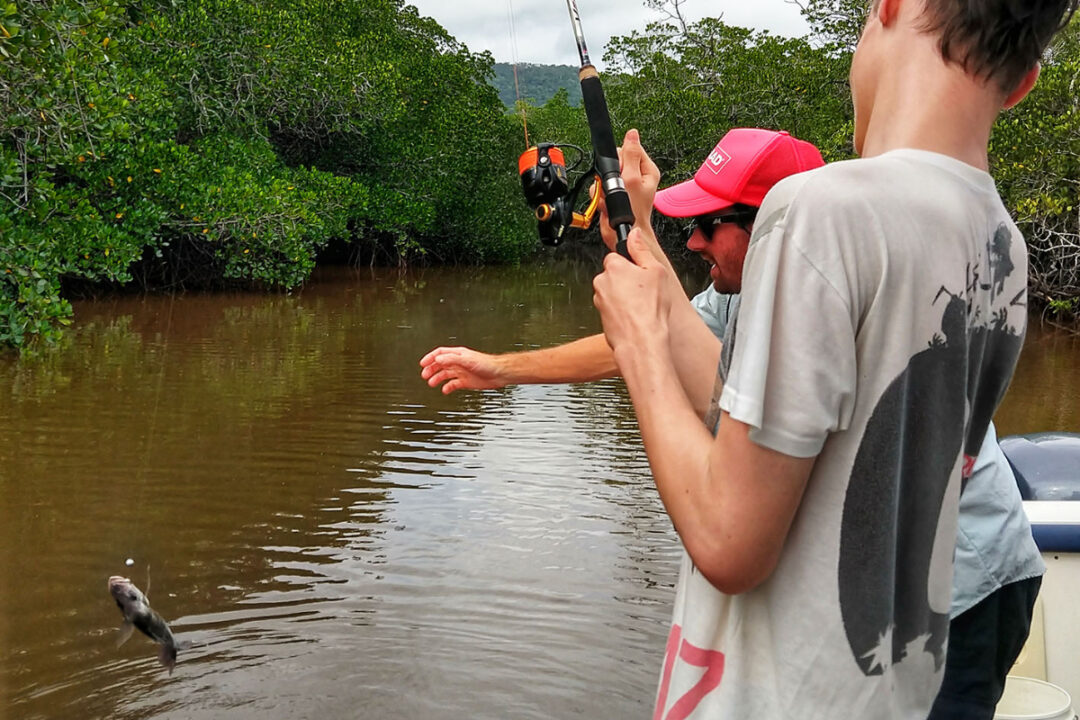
top-left (995, 676), bottom-right (1076, 720)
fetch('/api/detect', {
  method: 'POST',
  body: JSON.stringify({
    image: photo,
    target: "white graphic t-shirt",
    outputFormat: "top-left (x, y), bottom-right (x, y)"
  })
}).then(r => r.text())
top-left (655, 150), bottom-right (1028, 720)
top-left (690, 290), bottom-right (1043, 621)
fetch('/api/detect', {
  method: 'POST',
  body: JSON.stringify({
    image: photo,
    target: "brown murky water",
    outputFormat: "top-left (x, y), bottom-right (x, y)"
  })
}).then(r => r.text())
top-left (995, 317), bottom-right (1080, 436)
top-left (0, 263), bottom-right (675, 720)
top-left (1, 262), bottom-right (1078, 720)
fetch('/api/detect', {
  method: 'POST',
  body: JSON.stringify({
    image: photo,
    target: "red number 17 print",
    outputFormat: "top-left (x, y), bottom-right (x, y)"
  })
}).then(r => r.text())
top-left (653, 624), bottom-right (726, 720)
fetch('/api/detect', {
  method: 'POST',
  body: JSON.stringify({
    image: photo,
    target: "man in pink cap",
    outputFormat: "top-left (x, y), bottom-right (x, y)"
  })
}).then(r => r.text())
top-left (589, 0), bottom-right (1073, 717)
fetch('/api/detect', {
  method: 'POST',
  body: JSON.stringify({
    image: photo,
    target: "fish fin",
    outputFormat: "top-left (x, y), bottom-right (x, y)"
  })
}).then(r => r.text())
top-left (159, 642), bottom-right (177, 675)
top-left (145, 564), bottom-right (151, 599)
top-left (116, 621), bottom-right (135, 648)
top-left (176, 638), bottom-right (193, 651)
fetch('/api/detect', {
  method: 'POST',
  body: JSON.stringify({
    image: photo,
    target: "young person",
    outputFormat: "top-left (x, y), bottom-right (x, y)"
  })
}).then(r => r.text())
top-left (587, 0), bottom-right (1074, 716)
top-left (420, 125), bottom-right (1045, 717)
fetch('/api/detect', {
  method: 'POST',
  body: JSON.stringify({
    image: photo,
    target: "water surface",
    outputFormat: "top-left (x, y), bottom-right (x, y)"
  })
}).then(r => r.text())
top-left (1, 263), bottom-right (1077, 719)
top-left (2, 264), bottom-right (677, 720)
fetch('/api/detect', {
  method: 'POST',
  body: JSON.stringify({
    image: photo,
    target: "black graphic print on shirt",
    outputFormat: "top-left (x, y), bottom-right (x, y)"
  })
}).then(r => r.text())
top-left (837, 222), bottom-right (1025, 676)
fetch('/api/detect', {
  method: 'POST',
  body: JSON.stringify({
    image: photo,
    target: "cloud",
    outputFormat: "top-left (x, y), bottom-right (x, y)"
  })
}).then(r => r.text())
top-left (406, 0), bottom-right (810, 67)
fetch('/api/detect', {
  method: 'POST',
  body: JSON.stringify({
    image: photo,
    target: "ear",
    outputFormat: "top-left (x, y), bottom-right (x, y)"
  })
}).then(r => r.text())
top-left (1003, 64), bottom-right (1040, 110)
top-left (876, 0), bottom-right (901, 26)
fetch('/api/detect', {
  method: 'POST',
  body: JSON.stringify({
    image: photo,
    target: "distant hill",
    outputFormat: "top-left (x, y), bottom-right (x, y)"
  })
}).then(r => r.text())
top-left (491, 63), bottom-right (582, 108)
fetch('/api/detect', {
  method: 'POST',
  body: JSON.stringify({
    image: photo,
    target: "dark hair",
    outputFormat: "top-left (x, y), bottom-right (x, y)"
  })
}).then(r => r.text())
top-left (918, 0), bottom-right (1079, 93)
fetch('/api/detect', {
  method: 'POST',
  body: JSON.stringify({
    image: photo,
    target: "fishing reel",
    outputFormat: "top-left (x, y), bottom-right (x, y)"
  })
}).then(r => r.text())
top-left (518, 142), bottom-right (600, 247)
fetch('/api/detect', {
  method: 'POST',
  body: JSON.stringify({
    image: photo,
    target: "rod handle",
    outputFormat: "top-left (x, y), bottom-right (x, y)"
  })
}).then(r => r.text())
top-left (579, 68), bottom-right (635, 260)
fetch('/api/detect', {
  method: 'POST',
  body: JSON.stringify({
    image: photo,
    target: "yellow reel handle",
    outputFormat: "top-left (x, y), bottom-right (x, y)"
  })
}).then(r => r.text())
top-left (570, 175), bottom-right (601, 230)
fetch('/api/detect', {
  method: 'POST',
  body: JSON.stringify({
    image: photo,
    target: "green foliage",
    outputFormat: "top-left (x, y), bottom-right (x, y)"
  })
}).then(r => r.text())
top-left (491, 63), bottom-right (582, 108)
top-left (519, 89), bottom-right (591, 157)
top-left (2, 0), bottom-right (532, 349)
top-left (1047, 297), bottom-right (1077, 318)
top-left (1, 0), bottom-right (132, 346)
top-left (4, 0), bottom-right (1079, 349)
top-left (788, 0), bottom-right (867, 52)
top-left (604, 17), bottom-right (854, 169)
top-left (989, 20), bottom-right (1079, 311)
top-left (118, 0), bottom-right (530, 263)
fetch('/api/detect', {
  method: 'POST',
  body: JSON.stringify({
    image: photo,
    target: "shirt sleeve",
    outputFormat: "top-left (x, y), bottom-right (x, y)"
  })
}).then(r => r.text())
top-left (718, 202), bottom-right (858, 458)
top-left (690, 287), bottom-right (735, 341)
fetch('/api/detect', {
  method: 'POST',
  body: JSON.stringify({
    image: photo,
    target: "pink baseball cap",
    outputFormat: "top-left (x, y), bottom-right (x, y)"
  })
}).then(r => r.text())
top-left (653, 128), bottom-right (825, 217)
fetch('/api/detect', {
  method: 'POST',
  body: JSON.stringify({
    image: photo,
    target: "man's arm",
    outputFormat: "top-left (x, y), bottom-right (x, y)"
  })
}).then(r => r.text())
top-left (623, 358), bottom-right (813, 593)
top-left (665, 297), bottom-right (725, 419)
top-left (595, 231), bottom-right (813, 593)
top-left (419, 334), bottom-right (617, 394)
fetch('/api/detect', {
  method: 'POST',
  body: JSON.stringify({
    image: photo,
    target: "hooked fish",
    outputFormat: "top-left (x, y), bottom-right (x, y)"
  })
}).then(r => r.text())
top-left (108, 575), bottom-right (179, 674)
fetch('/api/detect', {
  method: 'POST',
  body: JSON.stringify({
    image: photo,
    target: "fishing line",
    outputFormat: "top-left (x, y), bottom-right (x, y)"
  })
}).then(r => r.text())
top-left (505, 0), bottom-right (530, 148)
top-left (127, 289), bottom-right (176, 582)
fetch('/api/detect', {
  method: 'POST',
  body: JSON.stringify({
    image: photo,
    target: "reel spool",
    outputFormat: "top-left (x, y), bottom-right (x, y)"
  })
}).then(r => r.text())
top-left (518, 142), bottom-right (599, 247)
top-left (519, 143), bottom-right (569, 208)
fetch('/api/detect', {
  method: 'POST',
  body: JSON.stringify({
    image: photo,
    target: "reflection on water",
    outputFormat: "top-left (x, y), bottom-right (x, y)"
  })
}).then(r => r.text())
top-left (1, 263), bottom-right (1077, 719)
top-left (0, 264), bottom-right (678, 720)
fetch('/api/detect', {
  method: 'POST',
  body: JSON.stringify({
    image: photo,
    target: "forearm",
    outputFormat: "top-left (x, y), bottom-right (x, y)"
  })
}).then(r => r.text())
top-left (632, 227), bottom-right (722, 417)
top-left (609, 223), bottom-right (722, 417)
top-left (498, 333), bottom-right (618, 385)
top-left (615, 340), bottom-right (812, 594)
top-left (666, 292), bottom-right (724, 419)
top-left (613, 339), bottom-right (724, 575)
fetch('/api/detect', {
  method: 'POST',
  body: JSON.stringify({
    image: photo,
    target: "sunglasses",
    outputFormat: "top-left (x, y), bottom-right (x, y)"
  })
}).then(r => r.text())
top-left (687, 209), bottom-right (758, 239)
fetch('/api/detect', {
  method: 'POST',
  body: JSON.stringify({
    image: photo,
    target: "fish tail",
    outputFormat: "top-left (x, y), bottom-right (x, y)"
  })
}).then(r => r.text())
top-left (159, 641), bottom-right (178, 675)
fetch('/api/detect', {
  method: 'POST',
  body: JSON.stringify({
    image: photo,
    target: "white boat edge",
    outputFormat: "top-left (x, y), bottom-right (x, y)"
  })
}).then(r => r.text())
top-left (1023, 500), bottom-right (1080, 526)
top-left (1009, 501), bottom-right (1080, 716)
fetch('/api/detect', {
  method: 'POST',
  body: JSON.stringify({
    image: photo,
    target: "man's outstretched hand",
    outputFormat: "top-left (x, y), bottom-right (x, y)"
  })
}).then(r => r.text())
top-left (420, 346), bottom-right (506, 395)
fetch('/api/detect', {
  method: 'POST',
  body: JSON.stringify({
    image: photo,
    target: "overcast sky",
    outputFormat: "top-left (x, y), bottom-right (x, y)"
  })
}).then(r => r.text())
top-left (406, 0), bottom-right (810, 68)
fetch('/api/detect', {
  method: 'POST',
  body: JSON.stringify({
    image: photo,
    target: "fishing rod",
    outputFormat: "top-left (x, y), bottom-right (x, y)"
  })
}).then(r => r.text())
top-left (516, 0), bottom-right (634, 258)
top-left (566, 0), bottom-right (634, 258)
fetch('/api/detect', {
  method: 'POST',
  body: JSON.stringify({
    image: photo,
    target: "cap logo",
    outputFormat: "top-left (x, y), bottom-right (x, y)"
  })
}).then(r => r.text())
top-left (705, 146), bottom-right (731, 175)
